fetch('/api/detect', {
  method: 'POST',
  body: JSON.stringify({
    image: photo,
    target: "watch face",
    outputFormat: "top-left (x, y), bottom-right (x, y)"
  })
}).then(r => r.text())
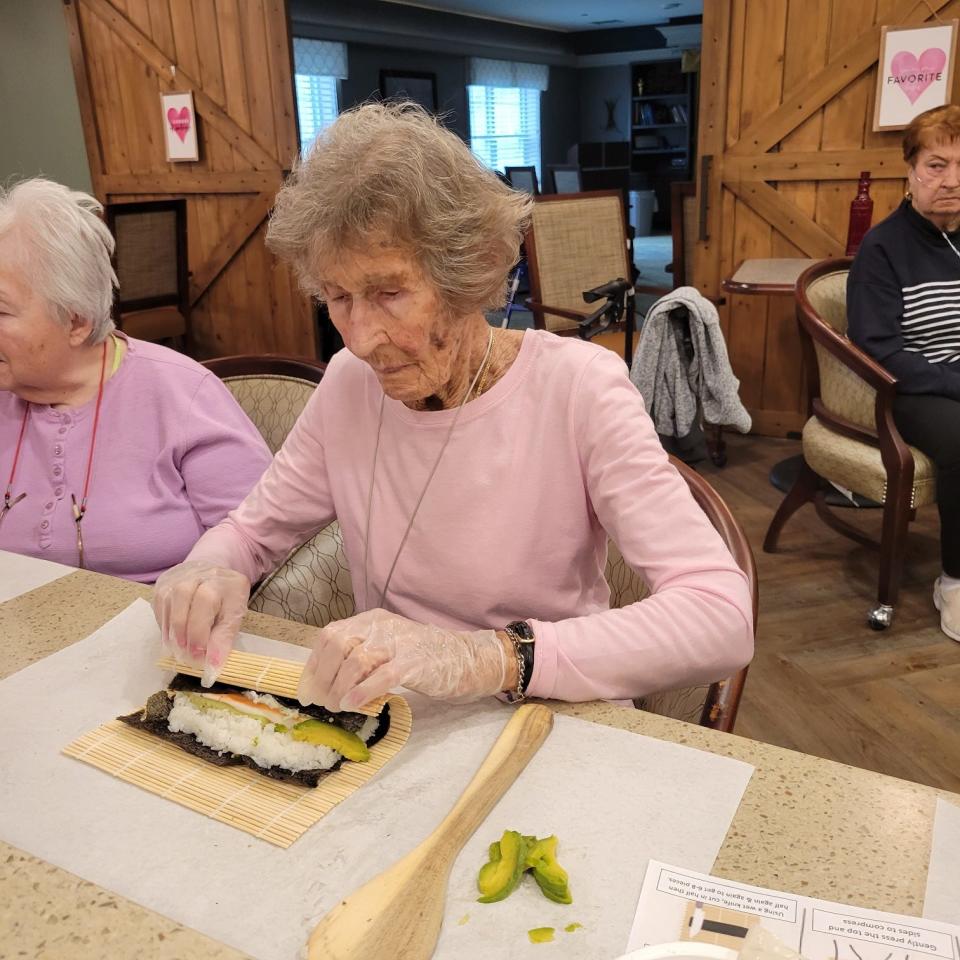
top-left (507, 620), bottom-right (535, 641)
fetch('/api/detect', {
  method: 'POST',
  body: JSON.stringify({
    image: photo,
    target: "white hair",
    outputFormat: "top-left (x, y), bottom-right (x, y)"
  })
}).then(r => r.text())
top-left (0, 178), bottom-right (118, 344)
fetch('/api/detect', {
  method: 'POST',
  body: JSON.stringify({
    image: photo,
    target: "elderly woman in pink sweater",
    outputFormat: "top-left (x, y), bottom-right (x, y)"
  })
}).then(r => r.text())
top-left (154, 102), bottom-right (753, 706)
top-left (0, 179), bottom-right (272, 582)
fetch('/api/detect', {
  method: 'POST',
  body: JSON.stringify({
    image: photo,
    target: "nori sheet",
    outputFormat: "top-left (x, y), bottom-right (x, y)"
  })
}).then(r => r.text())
top-left (118, 673), bottom-right (390, 788)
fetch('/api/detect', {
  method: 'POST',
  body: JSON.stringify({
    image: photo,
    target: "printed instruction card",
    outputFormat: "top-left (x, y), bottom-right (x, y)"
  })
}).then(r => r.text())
top-left (628, 861), bottom-right (960, 960)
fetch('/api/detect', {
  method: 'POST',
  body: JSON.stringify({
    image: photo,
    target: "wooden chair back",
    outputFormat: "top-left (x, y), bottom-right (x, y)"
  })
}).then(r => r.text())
top-left (524, 190), bottom-right (632, 334)
top-left (105, 199), bottom-right (189, 347)
top-left (106, 199), bottom-right (188, 314)
top-left (202, 354), bottom-right (325, 454)
top-left (547, 164), bottom-right (582, 194)
top-left (504, 165), bottom-right (540, 195)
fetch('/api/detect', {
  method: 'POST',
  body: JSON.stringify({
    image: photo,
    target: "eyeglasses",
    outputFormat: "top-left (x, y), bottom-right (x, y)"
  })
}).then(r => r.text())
top-left (0, 492), bottom-right (89, 570)
top-left (0, 490), bottom-right (27, 524)
top-left (71, 494), bottom-right (89, 570)
top-left (0, 493), bottom-right (88, 570)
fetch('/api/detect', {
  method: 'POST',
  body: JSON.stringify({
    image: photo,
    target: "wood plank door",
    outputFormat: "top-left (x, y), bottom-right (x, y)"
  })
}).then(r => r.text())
top-left (63, 0), bottom-right (314, 359)
top-left (691, 0), bottom-right (959, 436)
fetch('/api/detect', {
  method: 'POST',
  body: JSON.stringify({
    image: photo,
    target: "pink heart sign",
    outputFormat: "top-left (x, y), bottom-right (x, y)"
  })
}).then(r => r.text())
top-left (166, 106), bottom-right (191, 142)
top-left (889, 47), bottom-right (947, 104)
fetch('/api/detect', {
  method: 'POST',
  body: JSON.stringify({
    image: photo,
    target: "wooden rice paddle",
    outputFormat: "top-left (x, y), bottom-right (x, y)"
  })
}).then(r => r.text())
top-left (307, 702), bottom-right (554, 960)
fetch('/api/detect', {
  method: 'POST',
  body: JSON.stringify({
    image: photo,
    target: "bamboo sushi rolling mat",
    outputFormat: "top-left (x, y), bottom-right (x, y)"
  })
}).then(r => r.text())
top-left (62, 651), bottom-right (412, 848)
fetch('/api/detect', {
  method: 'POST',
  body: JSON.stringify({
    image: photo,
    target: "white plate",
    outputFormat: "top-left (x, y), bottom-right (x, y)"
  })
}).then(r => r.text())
top-left (614, 942), bottom-right (740, 960)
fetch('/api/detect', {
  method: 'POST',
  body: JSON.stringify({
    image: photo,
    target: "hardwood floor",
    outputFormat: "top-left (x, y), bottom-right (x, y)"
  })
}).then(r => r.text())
top-left (696, 433), bottom-right (960, 793)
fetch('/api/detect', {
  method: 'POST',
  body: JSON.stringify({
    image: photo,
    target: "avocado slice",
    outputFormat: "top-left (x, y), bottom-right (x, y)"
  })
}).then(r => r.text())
top-left (525, 835), bottom-right (573, 904)
top-left (476, 830), bottom-right (529, 903)
top-left (290, 719), bottom-right (370, 762)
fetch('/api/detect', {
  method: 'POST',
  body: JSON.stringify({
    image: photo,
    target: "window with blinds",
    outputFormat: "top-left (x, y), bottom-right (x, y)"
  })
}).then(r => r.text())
top-left (294, 74), bottom-right (339, 153)
top-left (292, 38), bottom-right (347, 153)
top-left (467, 86), bottom-right (542, 183)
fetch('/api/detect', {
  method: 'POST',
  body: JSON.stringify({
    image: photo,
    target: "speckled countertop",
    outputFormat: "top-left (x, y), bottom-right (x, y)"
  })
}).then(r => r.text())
top-left (0, 570), bottom-right (953, 959)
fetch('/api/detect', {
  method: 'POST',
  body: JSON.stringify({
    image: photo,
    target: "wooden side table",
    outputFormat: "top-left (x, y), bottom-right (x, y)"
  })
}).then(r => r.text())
top-left (722, 258), bottom-right (820, 296)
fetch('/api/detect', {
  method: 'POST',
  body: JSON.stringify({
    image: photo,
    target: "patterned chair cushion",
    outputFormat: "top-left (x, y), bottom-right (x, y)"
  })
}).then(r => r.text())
top-left (813, 344), bottom-right (877, 432)
top-left (805, 270), bottom-right (849, 333)
top-left (222, 375), bottom-right (317, 454)
top-left (249, 521), bottom-right (355, 626)
top-left (250, 531), bottom-right (718, 726)
top-left (802, 416), bottom-right (937, 508)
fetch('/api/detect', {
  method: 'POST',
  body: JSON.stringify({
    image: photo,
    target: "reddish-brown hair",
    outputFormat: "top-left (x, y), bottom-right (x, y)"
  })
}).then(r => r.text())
top-left (903, 104), bottom-right (960, 163)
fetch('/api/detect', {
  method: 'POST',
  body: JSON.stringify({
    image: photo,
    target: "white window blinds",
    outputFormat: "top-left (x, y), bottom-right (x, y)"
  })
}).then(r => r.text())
top-left (293, 39), bottom-right (347, 153)
top-left (467, 85), bottom-right (542, 184)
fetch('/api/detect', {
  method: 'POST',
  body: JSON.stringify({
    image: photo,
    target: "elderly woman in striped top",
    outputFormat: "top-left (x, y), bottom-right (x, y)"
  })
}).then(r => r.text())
top-left (848, 104), bottom-right (960, 641)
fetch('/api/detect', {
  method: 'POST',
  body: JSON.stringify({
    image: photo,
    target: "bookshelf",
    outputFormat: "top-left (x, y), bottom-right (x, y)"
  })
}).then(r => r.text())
top-left (630, 60), bottom-right (695, 229)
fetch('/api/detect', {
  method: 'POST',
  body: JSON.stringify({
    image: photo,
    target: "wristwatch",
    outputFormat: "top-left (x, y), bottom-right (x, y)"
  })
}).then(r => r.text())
top-left (503, 620), bottom-right (535, 703)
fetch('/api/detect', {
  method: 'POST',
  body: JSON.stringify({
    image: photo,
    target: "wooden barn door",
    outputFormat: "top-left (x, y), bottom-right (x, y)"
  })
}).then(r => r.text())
top-left (62, 0), bottom-right (314, 358)
top-left (691, 0), bottom-right (959, 436)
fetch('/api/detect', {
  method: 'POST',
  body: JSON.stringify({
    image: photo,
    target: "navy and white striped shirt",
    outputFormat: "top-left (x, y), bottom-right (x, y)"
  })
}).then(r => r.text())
top-left (901, 278), bottom-right (960, 363)
top-left (849, 200), bottom-right (960, 401)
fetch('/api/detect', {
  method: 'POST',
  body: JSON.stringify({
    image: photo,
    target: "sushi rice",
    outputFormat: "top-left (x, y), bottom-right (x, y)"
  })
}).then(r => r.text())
top-left (167, 691), bottom-right (380, 773)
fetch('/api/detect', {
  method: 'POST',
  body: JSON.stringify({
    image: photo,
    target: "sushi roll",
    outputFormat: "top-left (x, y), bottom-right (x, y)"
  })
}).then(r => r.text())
top-left (119, 674), bottom-right (388, 787)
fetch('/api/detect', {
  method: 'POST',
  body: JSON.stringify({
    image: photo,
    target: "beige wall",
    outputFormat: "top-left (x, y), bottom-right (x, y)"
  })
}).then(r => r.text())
top-left (0, 0), bottom-right (91, 192)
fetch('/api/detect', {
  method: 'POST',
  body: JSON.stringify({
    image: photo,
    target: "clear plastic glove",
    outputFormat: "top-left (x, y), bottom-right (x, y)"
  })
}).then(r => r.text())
top-left (296, 608), bottom-right (508, 712)
top-left (152, 560), bottom-right (251, 687)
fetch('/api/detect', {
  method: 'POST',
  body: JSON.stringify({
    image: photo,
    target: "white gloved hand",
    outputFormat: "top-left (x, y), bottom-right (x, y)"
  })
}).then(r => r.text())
top-left (152, 560), bottom-right (250, 687)
top-left (296, 608), bottom-right (508, 712)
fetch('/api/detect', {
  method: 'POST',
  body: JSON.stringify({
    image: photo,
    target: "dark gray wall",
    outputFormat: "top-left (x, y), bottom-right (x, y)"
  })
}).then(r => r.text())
top-left (291, 0), bottom-right (573, 63)
top-left (578, 65), bottom-right (631, 143)
top-left (341, 44), bottom-right (470, 141)
top-left (0, 0), bottom-right (91, 192)
top-left (541, 66), bottom-right (581, 169)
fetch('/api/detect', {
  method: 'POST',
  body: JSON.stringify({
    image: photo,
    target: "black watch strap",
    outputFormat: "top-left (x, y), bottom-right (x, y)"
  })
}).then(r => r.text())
top-left (504, 620), bottom-right (535, 699)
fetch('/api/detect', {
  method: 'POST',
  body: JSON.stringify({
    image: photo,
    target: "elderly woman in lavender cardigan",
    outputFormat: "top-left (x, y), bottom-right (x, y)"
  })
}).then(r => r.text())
top-left (153, 102), bottom-right (754, 707)
top-left (0, 179), bottom-right (272, 583)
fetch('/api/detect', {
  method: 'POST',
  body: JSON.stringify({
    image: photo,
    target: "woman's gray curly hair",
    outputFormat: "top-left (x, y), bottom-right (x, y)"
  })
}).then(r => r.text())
top-left (0, 178), bottom-right (117, 344)
top-left (267, 101), bottom-right (533, 314)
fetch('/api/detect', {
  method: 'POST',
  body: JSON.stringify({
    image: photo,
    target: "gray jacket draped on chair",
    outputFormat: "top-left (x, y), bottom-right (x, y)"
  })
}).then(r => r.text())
top-left (630, 286), bottom-right (752, 437)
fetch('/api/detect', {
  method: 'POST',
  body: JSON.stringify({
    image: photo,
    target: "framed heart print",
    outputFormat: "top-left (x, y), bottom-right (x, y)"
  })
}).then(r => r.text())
top-left (873, 21), bottom-right (958, 131)
top-left (161, 91), bottom-right (199, 162)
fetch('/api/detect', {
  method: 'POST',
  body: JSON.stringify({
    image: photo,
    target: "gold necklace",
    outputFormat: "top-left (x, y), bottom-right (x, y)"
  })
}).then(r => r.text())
top-left (473, 329), bottom-right (496, 399)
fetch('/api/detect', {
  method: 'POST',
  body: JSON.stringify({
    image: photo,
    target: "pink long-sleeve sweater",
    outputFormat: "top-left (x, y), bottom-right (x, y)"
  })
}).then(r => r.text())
top-left (189, 330), bottom-right (754, 702)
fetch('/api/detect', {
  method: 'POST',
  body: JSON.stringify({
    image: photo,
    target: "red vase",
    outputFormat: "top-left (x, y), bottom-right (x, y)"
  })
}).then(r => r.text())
top-left (845, 171), bottom-right (874, 257)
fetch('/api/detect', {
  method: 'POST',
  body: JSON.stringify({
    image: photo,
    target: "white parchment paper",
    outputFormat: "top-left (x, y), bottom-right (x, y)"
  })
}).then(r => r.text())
top-left (924, 797), bottom-right (960, 923)
top-left (0, 599), bottom-right (755, 960)
top-left (0, 548), bottom-right (73, 603)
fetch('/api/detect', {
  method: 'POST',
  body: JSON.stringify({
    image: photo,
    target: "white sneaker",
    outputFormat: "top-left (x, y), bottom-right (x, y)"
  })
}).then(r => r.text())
top-left (934, 577), bottom-right (960, 642)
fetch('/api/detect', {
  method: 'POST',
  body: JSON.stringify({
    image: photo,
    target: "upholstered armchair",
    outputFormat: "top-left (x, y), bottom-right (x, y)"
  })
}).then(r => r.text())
top-left (764, 258), bottom-right (937, 629)
top-left (248, 456), bottom-right (755, 733)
